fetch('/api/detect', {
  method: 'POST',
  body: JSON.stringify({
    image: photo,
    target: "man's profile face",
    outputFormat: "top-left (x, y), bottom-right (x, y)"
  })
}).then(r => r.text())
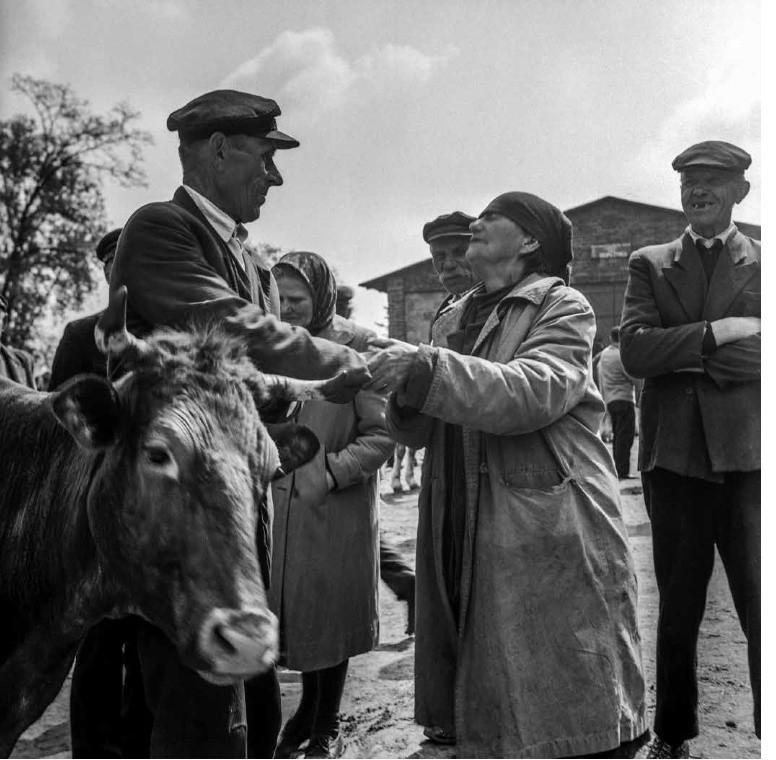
top-left (680, 168), bottom-right (749, 237)
top-left (429, 235), bottom-right (474, 295)
top-left (216, 135), bottom-right (283, 223)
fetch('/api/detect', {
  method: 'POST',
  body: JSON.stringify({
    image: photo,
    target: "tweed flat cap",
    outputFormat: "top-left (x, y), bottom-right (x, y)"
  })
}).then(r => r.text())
top-left (423, 211), bottom-right (476, 243)
top-left (95, 228), bottom-right (122, 263)
top-left (167, 89), bottom-right (299, 148)
top-left (672, 140), bottom-right (751, 173)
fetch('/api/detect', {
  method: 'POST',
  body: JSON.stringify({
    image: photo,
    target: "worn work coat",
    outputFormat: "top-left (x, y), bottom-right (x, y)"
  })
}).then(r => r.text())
top-left (270, 317), bottom-right (394, 671)
top-left (387, 274), bottom-right (647, 758)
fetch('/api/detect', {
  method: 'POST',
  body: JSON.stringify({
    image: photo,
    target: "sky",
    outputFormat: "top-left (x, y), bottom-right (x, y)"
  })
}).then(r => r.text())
top-left (0, 0), bottom-right (763, 331)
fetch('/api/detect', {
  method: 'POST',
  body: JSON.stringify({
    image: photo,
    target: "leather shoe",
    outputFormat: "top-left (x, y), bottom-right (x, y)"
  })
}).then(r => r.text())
top-left (304, 731), bottom-right (344, 758)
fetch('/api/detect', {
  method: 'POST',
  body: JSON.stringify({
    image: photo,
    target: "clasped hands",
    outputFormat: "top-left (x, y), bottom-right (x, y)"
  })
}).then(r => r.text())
top-left (362, 336), bottom-right (420, 398)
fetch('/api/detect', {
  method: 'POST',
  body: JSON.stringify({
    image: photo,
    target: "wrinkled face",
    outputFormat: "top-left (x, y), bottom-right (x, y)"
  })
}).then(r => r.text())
top-left (466, 213), bottom-right (531, 278)
top-left (215, 135), bottom-right (283, 223)
top-left (429, 235), bottom-right (474, 295)
top-left (276, 272), bottom-right (314, 328)
top-left (680, 168), bottom-right (749, 237)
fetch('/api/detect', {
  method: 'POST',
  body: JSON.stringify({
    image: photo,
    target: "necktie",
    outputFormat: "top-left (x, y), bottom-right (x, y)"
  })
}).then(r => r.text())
top-left (695, 238), bottom-right (723, 283)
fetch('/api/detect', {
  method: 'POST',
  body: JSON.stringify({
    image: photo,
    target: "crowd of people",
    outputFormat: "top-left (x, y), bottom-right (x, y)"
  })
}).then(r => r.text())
top-left (0, 87), bottom-right (760, 760)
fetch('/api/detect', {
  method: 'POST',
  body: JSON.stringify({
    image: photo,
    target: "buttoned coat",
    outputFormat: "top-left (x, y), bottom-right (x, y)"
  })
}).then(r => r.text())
top-left (619, 231), bottom-right (760, 478)
top-left (269, 317), bottom-right (393, 671)
top-left (387, 274), bottom-right (647, 758)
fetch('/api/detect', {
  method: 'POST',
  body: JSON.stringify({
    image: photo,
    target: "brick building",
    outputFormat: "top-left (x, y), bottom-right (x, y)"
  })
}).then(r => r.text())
top-left (360, 195), bottom-right (760, 345)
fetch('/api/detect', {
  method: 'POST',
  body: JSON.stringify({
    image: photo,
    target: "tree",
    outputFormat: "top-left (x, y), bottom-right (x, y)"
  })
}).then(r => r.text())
top-left (0, 74), bottom-right (152, 350)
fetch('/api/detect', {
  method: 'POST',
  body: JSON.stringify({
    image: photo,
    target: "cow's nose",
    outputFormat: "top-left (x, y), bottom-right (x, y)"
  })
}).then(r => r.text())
top-left (197, 607), bottom-right (278, 680)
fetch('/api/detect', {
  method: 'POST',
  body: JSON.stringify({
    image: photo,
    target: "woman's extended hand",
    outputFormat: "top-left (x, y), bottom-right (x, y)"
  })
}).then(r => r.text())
top-left (364, 336), bottom-right (419, 395)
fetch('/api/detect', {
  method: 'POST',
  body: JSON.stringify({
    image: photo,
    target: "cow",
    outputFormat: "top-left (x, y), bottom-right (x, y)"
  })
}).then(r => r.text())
top-left (0, 287), bottom-right (349, 756)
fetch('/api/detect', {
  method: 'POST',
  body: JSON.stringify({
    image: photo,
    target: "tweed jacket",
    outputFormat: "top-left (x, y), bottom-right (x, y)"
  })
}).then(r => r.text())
top-left (111, 187), bottom-right (363, 381)
top-left (619, 230), bottom-right (760, 479)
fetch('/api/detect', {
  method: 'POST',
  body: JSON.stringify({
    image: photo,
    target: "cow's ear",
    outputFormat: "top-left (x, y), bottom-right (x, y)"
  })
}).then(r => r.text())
top-left (265, 422), bottom-right (320, 474)
top-left (47, 375), bottom-right (122, 450)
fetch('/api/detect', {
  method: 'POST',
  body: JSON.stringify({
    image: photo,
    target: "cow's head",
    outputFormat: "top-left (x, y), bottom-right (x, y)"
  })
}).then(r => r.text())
top-left (46, 288), bottom-right (342, 685)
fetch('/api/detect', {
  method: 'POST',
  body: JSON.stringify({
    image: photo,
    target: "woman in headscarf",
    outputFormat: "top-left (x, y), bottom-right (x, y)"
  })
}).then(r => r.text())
top-left (269, 252), bottom-right (394, 759)
top-left (368, 193), bottom-right (648, 758)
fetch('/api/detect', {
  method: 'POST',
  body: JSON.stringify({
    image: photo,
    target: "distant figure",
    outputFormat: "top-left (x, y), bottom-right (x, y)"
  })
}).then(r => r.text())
top-left (49, 228), bottom-right (121, 389)
top-left (0, 295), bottom-right (36, 388)
top-left (390, 443), bottom-right (418, 493)
top-left (597, 326), bottom-right (641, 479)
top-left (620, 140), bottom-right (760, 759)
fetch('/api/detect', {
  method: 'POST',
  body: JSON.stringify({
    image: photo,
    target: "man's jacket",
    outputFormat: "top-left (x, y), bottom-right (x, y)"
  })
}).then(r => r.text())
top-left (620, 230), bottom-right (760, 479)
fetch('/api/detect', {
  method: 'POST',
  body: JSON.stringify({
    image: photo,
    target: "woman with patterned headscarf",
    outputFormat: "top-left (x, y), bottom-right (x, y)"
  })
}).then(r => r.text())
top-left (269, 252), bottom-right (394, 759)
top-left (368, 192), bottom-right (648, 758)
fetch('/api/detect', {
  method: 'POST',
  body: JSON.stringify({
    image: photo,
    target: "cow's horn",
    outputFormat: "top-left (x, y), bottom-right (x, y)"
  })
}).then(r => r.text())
top-left (94, 286), bottom-right (151, 359)
top-left (261, 371), bottom-right (349, 402)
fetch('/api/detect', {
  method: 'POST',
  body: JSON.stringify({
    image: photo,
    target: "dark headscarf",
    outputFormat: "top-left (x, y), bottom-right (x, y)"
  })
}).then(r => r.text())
top-left (479, 192), bottom-right (573, 283)
top-left (273, 251), bottom-right (338, 336)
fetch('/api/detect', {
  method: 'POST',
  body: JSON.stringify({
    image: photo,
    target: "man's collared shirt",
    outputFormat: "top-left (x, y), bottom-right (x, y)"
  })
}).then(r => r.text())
top-left (686, 222), bottom-right (737, 249)
top-left (183, 185), bottom-right (248, 271)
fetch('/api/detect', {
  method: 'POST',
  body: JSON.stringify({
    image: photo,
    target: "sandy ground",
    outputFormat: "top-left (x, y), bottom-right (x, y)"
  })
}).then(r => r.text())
top-left (12, 450), bottom-right (760, 759)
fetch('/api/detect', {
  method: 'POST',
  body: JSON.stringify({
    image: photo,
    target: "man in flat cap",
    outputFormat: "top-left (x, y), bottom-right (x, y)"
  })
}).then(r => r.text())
top-left (0, 295), bottom-right (36, 388)
top-left (620, 141), bottom-right (760, 758)
top-left (49, 229), bottom-right (121, 390)
top-left (110, 89), bottom-right (370, 758)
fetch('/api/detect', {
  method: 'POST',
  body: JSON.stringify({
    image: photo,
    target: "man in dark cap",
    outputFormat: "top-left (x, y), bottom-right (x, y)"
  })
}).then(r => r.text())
top-left (620, 141), bottom-right (760, 759)
top-left (110, 89), bottom-right (370, 759)
top-left (0, 295), bottom-right (37, 388)
top-left (49, 229), bottom-right (122, 389)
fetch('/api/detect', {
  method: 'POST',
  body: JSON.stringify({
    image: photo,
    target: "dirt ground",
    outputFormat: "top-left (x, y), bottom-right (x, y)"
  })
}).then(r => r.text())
top-left (12, 451), bottom-right (760, 759)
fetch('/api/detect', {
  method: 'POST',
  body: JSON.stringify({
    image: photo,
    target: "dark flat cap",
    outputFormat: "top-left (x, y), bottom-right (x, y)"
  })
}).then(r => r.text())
top-left (672, 140), bottom-right (751, 173)
top-left (423, 211), bottom-right (476, 243)
top-left (0, 294), bottom-right (7, 313)
top-left (167, 89), bottom-right (299, 148)
top-left (96, 228), bottom-right (122, 262)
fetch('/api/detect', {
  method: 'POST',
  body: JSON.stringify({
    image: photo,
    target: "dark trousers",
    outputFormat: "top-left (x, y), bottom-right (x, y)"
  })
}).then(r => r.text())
top-left (606, 400), bottom-right (635, 477)
top-left (642, 467), bottom-right (760, 743)
top-left (379, 538), bottom-right (415, 600)
top-left (69, 617), bottom-right (152, 758)
top-left (135, 620), bottom-right (281, 758)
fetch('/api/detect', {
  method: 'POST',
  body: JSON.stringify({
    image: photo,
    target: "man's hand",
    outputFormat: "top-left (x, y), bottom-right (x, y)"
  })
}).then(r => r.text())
top-left (365, 337), bottom-right (420, 395)
top-left (710, 317), bottom-right (761, 347)
top-left (318, 366), bottom-right (372, 404)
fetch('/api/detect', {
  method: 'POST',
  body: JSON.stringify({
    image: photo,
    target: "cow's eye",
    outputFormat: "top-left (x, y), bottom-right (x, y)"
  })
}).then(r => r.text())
top-left (145, 445), bottom-right (171, 466)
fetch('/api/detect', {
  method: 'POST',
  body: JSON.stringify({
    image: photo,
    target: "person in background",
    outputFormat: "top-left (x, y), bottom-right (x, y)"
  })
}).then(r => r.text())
top-left (597, 326), bottom-right (641, 479)
top-left (0, 294), bottom-right (36, 388)
top-left (49, 228), bottom-right (153, 758)
top-left (49, 228), bottom-right (121, 389)
top-left (337, 283), bottom-right (417, 637)
top-left (272, 254), bottom-right (393, 759)
top-left (620, 141), bottom-right (760, 759)
top-left (368, 191), bottom-right (648, 757)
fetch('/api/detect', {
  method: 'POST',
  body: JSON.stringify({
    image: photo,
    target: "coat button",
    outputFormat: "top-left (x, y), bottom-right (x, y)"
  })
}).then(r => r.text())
top-left (685, 388), bottom-right (693, 395)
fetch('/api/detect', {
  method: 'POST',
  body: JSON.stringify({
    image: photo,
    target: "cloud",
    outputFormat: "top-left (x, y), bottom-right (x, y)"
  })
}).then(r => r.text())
top-left (629, 40), bottom-right (760, 218)
top-left (221, 28), bottom-right (456, 120)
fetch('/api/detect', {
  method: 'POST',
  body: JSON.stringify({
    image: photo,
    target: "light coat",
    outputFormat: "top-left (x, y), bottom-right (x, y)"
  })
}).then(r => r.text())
top-left (387, 274), bottom-right (647, 758)
top-left (270, 317), bottom-right (394, 671)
